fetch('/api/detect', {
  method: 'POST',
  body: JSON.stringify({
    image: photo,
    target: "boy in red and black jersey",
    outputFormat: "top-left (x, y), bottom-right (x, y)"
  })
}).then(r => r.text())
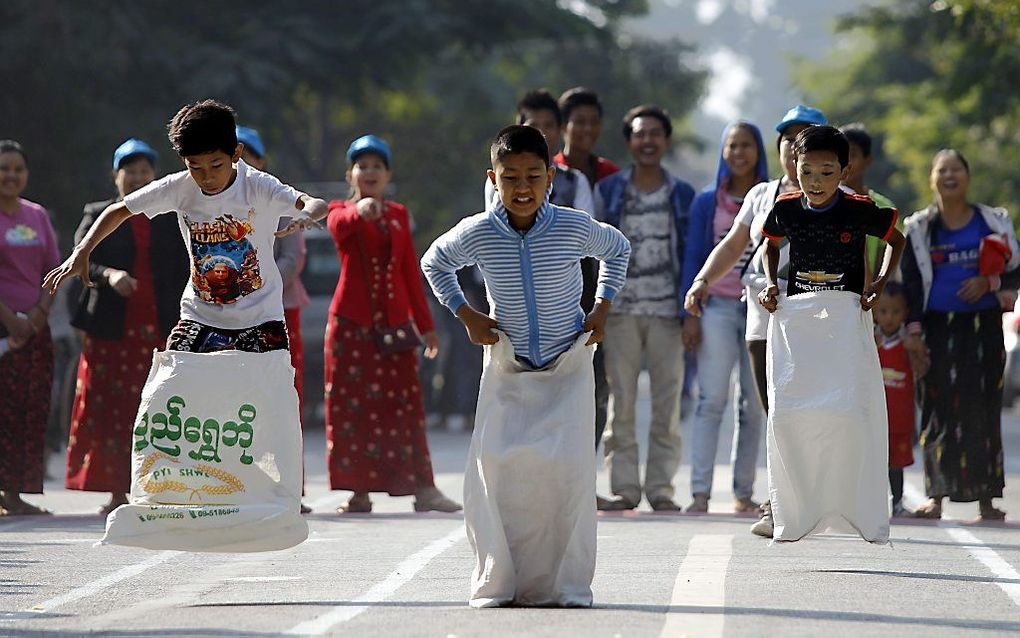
top-left (760, 126), bottom-right (904, 309)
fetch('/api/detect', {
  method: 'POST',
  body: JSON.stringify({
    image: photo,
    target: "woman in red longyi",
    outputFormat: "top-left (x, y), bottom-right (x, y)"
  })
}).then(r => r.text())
top-left (324, 135), bottom-right (460, 514)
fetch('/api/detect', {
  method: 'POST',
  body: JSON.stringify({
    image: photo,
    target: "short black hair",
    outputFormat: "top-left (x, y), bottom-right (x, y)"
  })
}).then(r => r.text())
top-left (516, 89), bottom-right (562, 127)
top-left (883, 281), bottom-right (908, 305)
top-left (0, 139), bottom-right (27, 163)
top-left (167, 99), bottom-right (238, 157)
top-left (933, 148), bottom-right (970, 174)
top-left (839, 123), bottom-right (873, 157)
top-left (490, 125), bottom-right (550, 168)
top-left (559, 87), bottom-right (603, 122)
top-left (793, 125), bottom-right (849, 168)
top-left (622, 105), bottom-right (672, 140)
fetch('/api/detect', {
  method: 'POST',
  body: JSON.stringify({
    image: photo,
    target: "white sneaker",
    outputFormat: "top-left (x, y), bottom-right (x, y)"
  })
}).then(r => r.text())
top-left (751, 502), bottom-right (774, 538)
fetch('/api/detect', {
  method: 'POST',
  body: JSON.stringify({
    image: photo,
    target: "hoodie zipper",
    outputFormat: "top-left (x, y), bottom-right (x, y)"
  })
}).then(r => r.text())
top-left (517, 231), bottom-right (541, 366)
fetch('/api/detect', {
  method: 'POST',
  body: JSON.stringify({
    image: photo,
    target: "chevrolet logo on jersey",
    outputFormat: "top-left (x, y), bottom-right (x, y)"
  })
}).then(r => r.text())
top-left (795, 271), bottom-right (845, 284)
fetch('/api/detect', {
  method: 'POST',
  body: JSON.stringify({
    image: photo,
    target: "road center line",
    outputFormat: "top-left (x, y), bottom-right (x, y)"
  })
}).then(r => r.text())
top-left (284, 524), bottom-right (466, 635)
top-left (659, 534), bottom-right (733, 638)
top-left (24, 550), bottom-right (178, 613)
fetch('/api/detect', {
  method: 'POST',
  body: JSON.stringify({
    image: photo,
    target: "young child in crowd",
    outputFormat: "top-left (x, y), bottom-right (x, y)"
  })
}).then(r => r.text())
top-left (873, 282), bottom-right (915, 518)
top-left (759, 125), bottom-right (906, 543)
top-left (422, 125), bottom-right (630, 607)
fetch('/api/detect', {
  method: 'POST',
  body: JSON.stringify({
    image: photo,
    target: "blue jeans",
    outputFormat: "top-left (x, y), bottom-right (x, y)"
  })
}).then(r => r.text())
top-left (689, 297), bottom-right (763, 500)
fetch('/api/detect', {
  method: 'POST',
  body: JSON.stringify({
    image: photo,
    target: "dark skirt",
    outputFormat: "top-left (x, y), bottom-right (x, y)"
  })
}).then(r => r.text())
top-left (0, 328), bottom-right (54, 493)
top-left (65, 326), bottom-right (164, 493)
top-left (325, 316), bottom-right (434, 495)
top-left (920, 309), bottom-right (1005, 502)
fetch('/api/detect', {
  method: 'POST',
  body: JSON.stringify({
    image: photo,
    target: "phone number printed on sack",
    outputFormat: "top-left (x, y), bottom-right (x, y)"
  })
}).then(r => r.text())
top-left (134, 396), bottom-right (257, 465)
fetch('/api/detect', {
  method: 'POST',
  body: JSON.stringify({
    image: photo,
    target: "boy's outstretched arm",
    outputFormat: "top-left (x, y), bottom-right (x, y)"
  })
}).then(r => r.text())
top-left (862, 228), bottom-right (905, 310)
top-left (275, 195), bottom-right (329, 237)
top-left (421, 221), bottom-right (498, 345)
top-left (758, 239), bottom-right (781, 314)
top-left (42, 201), bottom-right (134, 293)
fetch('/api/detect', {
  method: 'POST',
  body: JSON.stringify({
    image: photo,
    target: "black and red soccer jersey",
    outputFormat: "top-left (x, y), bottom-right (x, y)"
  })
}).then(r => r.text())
top-left (762, 191), bottom-right (897, 296)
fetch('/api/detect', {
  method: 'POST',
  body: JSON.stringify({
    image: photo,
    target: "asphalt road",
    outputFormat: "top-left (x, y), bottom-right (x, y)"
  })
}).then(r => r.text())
top-left (3, 374), bottom-right (1020, 637)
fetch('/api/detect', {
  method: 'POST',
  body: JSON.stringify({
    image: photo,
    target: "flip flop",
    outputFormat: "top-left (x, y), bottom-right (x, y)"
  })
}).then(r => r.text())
top-left (337, 496), bottom-right (372, 514)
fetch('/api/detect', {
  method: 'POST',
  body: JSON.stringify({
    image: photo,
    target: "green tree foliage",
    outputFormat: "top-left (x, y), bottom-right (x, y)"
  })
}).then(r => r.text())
top-left (794, 0), bottom-right (1020, 221)
top-left (0, 0), bottom-right (703, 249)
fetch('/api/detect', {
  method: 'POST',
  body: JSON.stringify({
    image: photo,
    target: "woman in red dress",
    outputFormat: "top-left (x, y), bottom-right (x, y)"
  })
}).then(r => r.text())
top-left (65, 140), bottom-right (188, 514)
top-left (325, 135), bottom-right (460, 513)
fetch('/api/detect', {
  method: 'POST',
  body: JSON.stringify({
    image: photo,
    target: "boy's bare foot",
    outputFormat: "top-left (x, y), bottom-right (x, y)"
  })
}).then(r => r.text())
top-left (913, 498), bottom-right (942, 519)
top-left (685, 493), bottom-right (709, 513)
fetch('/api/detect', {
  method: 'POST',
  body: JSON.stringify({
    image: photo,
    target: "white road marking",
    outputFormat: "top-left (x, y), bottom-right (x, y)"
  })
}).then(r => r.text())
top-left (659, 534), bottom-right (733, 638)
top-left (21, 551), bottom-right (178, 613)
top-left (942, 526), bottom-right (1020, 607)
top-left (284, 524), bottom-right (466, 635)
top-left (904, 482), bottom-right (1020, 607)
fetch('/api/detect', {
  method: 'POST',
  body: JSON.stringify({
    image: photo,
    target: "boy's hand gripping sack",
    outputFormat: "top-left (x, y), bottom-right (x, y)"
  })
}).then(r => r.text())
top-left (101, 350), bottom-right (308, 552)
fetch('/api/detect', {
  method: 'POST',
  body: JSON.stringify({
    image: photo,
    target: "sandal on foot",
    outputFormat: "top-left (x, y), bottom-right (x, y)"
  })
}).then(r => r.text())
top-left (649, 497), bottom-right (682, 512)
top-left (338, 496), bottom-right (372, 514)
top-left (979, 505), bottom-right (1006, 521)
top-left (597, 496), bottom-right (638, 511)
top-left (734, 497), bottom-right (761, 514)
top-left (413, 489), bottom-right (462, 513)
top-left (913, 500), bottom-right (942, 519)
top-left (685, 493), bottom-right (709, 513)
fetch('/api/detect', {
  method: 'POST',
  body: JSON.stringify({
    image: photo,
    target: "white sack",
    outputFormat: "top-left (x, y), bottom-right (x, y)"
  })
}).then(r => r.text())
top-left (101, 349), bottom-right (308, 552)
top-left (465, 332), bottom-right (596, 608)
top-left (766, 291), bottom-right (889, 543)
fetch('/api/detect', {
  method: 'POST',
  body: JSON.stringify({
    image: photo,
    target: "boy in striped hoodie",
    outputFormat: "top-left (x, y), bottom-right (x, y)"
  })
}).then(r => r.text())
top-left (422, 125), bottom-right (630, 607)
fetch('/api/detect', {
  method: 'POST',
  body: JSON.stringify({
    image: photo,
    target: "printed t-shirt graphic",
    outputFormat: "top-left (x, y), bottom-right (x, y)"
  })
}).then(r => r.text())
top-left (124, 160), bottom-right (305, 329)
top-left (761, 191), bottom-right (897, 296)
top-left (185, 209), bottom-right (262, 304)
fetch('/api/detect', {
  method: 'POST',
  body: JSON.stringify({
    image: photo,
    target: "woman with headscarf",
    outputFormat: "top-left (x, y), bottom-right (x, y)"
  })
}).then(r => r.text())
top-left (680, 121), bottom-right (769, 513)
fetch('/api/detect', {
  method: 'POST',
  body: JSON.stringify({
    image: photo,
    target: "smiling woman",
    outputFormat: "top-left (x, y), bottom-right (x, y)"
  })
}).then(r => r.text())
top-left (0, 140), bottom-right (61, 516)
top-left (901, 148), bottom-right (1020, 521)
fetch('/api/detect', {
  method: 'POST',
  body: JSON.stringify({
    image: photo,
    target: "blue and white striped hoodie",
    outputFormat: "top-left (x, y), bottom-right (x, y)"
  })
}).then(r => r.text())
top-left (421, 202), bottom-right (631, 368)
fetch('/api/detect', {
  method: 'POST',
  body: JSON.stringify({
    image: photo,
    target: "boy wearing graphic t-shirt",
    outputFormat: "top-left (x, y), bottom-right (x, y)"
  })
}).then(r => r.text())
top-left (44, 100), bottom-right (328, 351)
top-left (759, 125), bottom-right (905, 310)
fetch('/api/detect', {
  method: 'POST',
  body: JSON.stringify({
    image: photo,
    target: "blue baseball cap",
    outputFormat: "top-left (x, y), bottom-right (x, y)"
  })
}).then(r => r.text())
top-left (775, 105), bottom-right (827, 133)
top-left (346, 135), bottom-right (391, 167)
top-left (112, 138), bottom-right (157, 170)
top-left (235, 126), bottom-right (265, 159)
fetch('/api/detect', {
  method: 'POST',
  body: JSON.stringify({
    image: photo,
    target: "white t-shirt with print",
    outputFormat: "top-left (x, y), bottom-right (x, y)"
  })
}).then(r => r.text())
top-left (123, 159), bottom-right (304, 330)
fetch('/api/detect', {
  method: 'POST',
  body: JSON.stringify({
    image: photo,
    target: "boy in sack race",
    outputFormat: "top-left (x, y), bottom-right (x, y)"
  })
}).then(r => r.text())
top-left (422, 125), bottom-right (630, 607)
top-left (43, 100), bottom-right (328, 552)
top-left (758, 125), bottom-right (906, 543)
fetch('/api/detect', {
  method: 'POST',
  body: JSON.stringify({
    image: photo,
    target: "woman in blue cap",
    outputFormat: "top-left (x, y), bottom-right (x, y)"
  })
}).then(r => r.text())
top-left (324, 135), bottom-right (460, 513)
top-left (680, 121), bottom-right (769, 514)
top-left (683, 105), bottom-right (826, 533)
top-left (65, 138), bottom-right (189, 514)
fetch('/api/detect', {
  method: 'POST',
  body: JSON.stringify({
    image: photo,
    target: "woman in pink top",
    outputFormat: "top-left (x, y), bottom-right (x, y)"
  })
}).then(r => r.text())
top-left (679, 122), bottom-right (769, 513)
top-left (0, 140), bottom-right (61, 516)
